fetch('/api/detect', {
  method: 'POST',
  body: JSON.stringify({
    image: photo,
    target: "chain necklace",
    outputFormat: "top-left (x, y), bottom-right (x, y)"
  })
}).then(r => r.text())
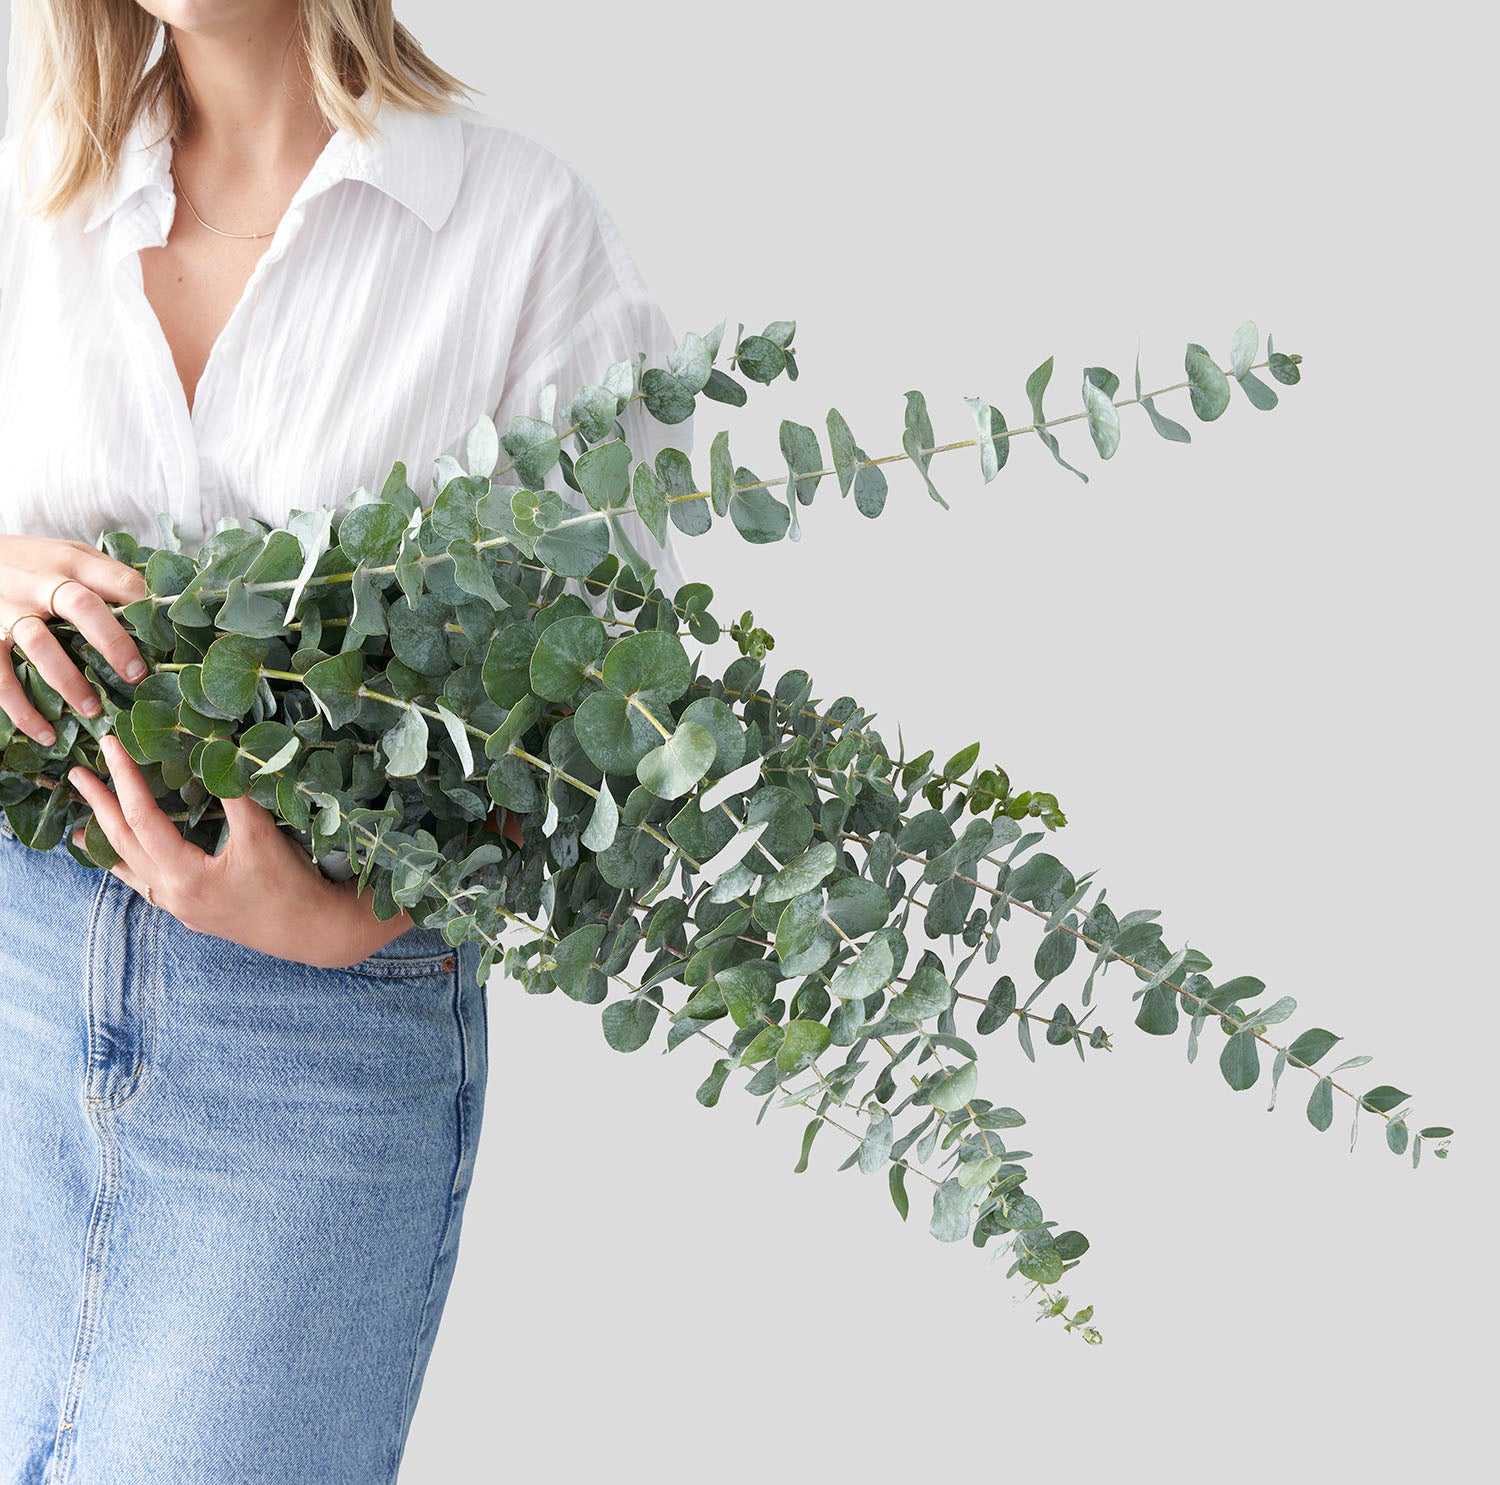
top-left (170, 161), bottom-right (283, 240)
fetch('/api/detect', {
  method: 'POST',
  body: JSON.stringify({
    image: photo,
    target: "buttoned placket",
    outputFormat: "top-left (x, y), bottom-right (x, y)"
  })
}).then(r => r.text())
top-left (99, 137), bottom-right (356, 549)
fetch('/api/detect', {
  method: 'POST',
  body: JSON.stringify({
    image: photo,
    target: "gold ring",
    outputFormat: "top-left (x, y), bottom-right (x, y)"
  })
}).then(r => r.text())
top-left (0, 611), bottom-right (49, 647)
top-left (47, 576), bottom-right (86, 614)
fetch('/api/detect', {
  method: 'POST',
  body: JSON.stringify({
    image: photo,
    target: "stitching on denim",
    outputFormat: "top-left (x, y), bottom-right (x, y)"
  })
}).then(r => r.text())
top-left (340, 951), bottom-right (458, 981)
top-left (387, 959), bottom-right (467, 1483)
top-left (106, 894), bottom-right (159, 1110)
top-left (83, 889), bottom-right (158, 1110)
top-left (48, 1109), bottom-right (122, 1481)
top-left (79, 871), bottom-right (111, 1106)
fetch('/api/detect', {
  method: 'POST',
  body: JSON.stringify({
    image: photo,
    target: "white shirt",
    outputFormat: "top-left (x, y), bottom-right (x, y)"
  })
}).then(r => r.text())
top-left (0, 93), bottom-right (691, 594)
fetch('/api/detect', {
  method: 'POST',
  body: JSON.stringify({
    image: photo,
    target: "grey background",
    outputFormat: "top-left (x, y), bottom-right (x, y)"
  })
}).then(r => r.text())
top-left (7, 2), bottom-right (1492, 1479)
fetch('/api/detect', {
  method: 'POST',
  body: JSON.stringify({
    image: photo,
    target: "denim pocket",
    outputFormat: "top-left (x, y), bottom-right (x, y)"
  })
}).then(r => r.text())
top-left (341, 923), bottom-right (459, 980)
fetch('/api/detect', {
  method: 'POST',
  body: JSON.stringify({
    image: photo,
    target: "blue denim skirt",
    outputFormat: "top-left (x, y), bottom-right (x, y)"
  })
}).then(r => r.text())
top-left (0, 811), bottom-right (489, 1484)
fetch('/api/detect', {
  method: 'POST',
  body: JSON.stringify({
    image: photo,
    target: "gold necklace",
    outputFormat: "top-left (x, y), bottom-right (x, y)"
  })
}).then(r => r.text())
top-left (170, 161), bottom-right (283, 240)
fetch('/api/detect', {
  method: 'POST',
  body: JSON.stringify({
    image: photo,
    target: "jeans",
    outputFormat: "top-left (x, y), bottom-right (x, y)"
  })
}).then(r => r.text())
top-left (0, 811), bottom-right (489, 1484)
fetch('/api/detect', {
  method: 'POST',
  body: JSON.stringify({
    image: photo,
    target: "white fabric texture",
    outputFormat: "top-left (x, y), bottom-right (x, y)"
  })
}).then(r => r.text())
top-left (0, 87), bottom-right (692, 595)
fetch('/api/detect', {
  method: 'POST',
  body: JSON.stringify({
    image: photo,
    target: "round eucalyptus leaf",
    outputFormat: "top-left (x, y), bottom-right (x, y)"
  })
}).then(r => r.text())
top-left (601, 629), bottom-right (691, 702)
top-left (574, 691), bottom-right (659, 774)
top-left (200, 633), bottom-right (269, 718)
top-left (529, 614), bottom-right (606, 702)
top-left (637, 719), bottom-right (717, 800)
top-left (1184, 343), bottom-right (1231, 421)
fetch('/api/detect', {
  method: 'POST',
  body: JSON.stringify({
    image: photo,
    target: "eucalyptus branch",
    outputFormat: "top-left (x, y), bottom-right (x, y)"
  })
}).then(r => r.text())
top-left (2, 310), bottom-right (1454, 1364)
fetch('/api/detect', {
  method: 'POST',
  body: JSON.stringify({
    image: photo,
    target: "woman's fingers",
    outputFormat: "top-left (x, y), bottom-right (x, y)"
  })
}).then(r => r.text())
top-left (65, 547), bottom-right (150, 607)
top-left (0, 645), bottom-right (59, 745)
top-left (99, 854), bottom-right (153, 905)
top-left (50, 579), bottom-right (149, 684)
top-left (5, 613), bottom-right (103, 717)
top-left (96, 734), bottom-right (201, 879)
top-left (66, 757), bottom-right (155, 881)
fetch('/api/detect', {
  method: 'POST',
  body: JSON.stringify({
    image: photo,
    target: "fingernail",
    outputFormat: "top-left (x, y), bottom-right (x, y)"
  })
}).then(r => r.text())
top-left (81, 699), bottom-right (102, 718)
top-left (38, 726), bottom-right (56, 745)
top-left (125, 660), bottom-right (147, 682)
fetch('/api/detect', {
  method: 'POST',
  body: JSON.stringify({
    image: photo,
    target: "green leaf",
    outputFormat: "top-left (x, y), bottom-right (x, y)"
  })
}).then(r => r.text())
top-left (575, 440), bottom-right (632, 512)
top-left (828, 938), bottom-right (895, 1000)
top-left (581, 781), bottom-right (620, 851)
top-left (929, 1177), bottom-right (972, 1242)
top-left (199, 736), bottom-right (253, 798)
top-left (927, 1059), bottom-right (978, 1112)
top-left (858, 1107), bottom-right (894, 1173)
top-left (535, 510), bottom-right (611, 579)
top-left (554, 923), bottom-right (607, 1003)
top-left (735, 333), bottom-right (786, 383)
top-left (1082, 373), bottom-right (1121, 459)
top-left (776, 1018), bottom-right (831, 1073)
top-left (963, 397), bottom-right (1010, 482)
top-left (216, 576), bottom-right (286, 637)
top-left (1025, 356), bottom-right (1088, 482)
top-left (1229, 320), bottom-right (1258, 380)
top-left (433, 700), bottom-right (475, 778)
top-left (696, 1058), bottom-right (732, 1107)
top-left (1268, 336), bottom-right (1302, 384)
top-left (631, 461), bottom-right (668, 544)
top-left (779, 419), bottom-right (824, 506)
top-left (1135, 347), bottom-right (1192, 443)
top-left (888, 1163), bottom-right (910, 1221)
top-left (574, 692), bottom-right (659, 774)
top-left (1359, 1085), bottom-right (1411, 1114)
top-left (602, 630), bottom-right (691, 703)
top-left (730, 481), bottom-right (792, 543)
top-left (637, 719), bottom-right (718, 800)
top-left (1236, 370), bottom-right (1280, 410)
top-left (760, 840), bottom-right (837, 904)
top-left (529, 614), bottom-right (606, 702)
top-left (501, 414), bottom-right (561, 488)
top-left (1184, 343), bottom-right (1231, 421)
top-left (200, 633), bottom-right (268, 718)
top-left (1287, 1027), bottom-right (1341, 1067)
top-left (888, 959), bottom-right (952, 1022)
top-left (792, 1117), bottom-right (820, 1173)
top-left (381, 705), bottom-right (429, 778)
top-left (303, 650), bottom-right (367, 729)
top-left (1306, 1077), bottom-right (1335, 1131)
top-left (601, 989), bottom-right (662, 1052)
top-left (718, 960), bottom-right (777, 1029)
top-left (902, 390), bottom-right (948, 508)
top-left (708, 428), bottom-right (734, 516)
top-left (1014, 1231), bottom-right (1064, 1285)
top-left (1219, 1030), bottom-right (1260, 1091)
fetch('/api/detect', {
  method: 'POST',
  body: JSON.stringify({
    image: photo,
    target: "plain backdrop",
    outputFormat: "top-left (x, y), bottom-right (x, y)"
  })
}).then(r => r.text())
top-left (6, 3), bottom-right (1493, 1480)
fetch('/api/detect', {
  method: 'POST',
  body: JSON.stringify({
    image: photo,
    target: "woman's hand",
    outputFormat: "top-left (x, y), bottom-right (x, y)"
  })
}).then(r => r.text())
top-left (0, 535), bottom-right (151, 742)
top-left (68, 734), bottom-right (421, 970)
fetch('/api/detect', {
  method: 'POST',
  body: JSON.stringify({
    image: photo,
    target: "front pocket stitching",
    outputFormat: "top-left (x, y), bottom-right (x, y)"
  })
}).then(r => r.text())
top-left (341, 952), bottom-right (458, 980)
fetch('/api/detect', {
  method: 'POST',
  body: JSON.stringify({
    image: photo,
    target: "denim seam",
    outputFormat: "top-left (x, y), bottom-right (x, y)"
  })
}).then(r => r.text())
top-left (340, 953), bottom-right (457, 981)
top-left (46, 874), bottom-right (126, 1484)
top-left (388, 962), bottom-right (469, 1484)
top-left (44, 1112), bottom-right (121, 1484)
top-left (82, 895), bottom-right (157, 1111)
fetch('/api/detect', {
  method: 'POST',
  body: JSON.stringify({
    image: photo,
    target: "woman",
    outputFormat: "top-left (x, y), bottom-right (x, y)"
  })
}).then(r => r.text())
top-left (0, 2), bottom-right (689, 1480)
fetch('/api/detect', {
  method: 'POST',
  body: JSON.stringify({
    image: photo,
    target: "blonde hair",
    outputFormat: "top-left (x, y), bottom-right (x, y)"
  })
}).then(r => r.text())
top-left (8, 0), bottom-right (477, 222)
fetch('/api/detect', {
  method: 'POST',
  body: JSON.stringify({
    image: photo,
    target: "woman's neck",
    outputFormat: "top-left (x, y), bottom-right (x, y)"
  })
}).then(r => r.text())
top-left (167, 7), bottom-right (333, 184)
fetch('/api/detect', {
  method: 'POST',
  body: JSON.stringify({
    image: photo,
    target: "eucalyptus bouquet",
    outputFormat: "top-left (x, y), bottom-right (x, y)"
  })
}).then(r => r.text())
top-left (0, 318), bottom-right (1454, 1346)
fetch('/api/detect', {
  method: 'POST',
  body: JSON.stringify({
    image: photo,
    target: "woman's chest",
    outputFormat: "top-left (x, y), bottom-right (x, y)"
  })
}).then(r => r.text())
top-left (0, 194), bottom-right (518, 549)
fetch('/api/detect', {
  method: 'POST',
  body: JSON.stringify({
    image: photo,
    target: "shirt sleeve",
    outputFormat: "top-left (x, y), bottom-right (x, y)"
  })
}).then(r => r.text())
top-left (491, 165), bottom-right (694, 604)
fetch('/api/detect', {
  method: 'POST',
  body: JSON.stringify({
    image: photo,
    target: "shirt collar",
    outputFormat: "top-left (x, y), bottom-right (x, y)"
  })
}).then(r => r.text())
top-left (82, 88), bottom-right (464, 236)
